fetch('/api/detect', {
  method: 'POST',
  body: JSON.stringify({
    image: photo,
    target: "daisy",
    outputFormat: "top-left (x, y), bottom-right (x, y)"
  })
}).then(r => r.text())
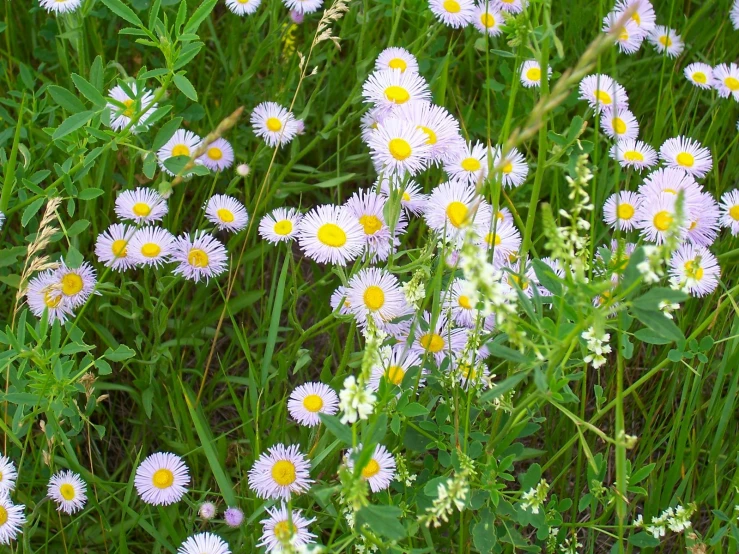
top-left (251, 102), bottom-right (299, 147)
top-left (248, 444), bottom-right (313, 500)
top-left (199, 502), bottom-right (217, 520)
top-left (609, 139), bottom-right (658, 170)
top-left (115, 187), bottom-right (168, 224)
top-left (500, 258), bottom-right (539, 298)
top-left (56, 261), bottom-right (97, 308)
top-left (660, 136), bottom-right (713, 178)
top-left (39, 0), bottom-right (81, 14)
top-left (669, 244), bottom-right (720, 297)
top-left (429, 0), bottom-right (475, 28)
top-left (600, 107), bottom-right (639, 141)
top-left (615, 0), bottom-right (656, 32)
top-left (0, 212), bottom-right (4, 231)
top-left (684, 63), bottom-right (713, 90)
top-left (634, 194), bottom-right (686, 244)
top-left (106, 83), bottom-right (157, 132)
top-left (204, 195), bottom-right (249, 233)
top-left (330, 285), bottom-right (352, 315)
top-left (172, 232), bottom-right (228, 284)
top-left (197, 138), bottom-right (234, 172)
top-left (362, 69), bottom-right (432, 112)
top-left (296, 203), bottom-right (369, 266)
top-left (424, 180), bottom-right (492, 245)
top-left (444, 140), bottom-right (488, 185)
top-left (452, 352), bottom-right (492, 389)
top-left (579, 74), bottom-right (629, 112)
top-left (538, 256), bottom-right (566, 298)
top-left (26, 270), bottom-right (75, 324)
top-left (283, 0), bottom-right (323, 15)
top-left (369, 346), bottom-right (423, 391)
top-left (128, 226), bottom-right (176, 268)
top-left (346, 267), bottom-right (408, 329)
top-left (639, 168), bottom-right (703, 210)
top-left (472, 3), bottom-right (503, 36)
top-left (489, 146), bottom-right (528, 188)
top-left (519, 60), bottom-right (551, 87)
top-left (134, 452), bottom-right (190, 506)
top-left (287, 382), bottom-right (340, 427)
top-left (603, 191), bottom-right (642, 231)
top-left (48, 470), bottom-right (87, 514)
top-left (375, 47), bottom-right (419, 74)
top-left (478, 219), bottom-right (521, 261)
top-left (258, 505), bottom-right (316, 553)
top-left (712, 63), bottom-right (739, 101)
top-left (0, 494), bottom-right (25, 545)
top-left (346, 444), bottom-right (396, 492)
top-left (344, 190), bottom-right (407, 262)
top-left (377, 175), bottom-right (428, 216)
top-left (648, 26), bottom-right (683, 58)
top-left (178, 533), bottom-right (231, 554)
top-left (494, 0), bottom-right (524, 13)
top-left (0, 456), bottom-right (17, 495)
top-left (686, 193), bottom-right (720, 247)
top-left (407, 311), bottom-right (468, 364)
top-left (394, 101), bottom-right (463, 163)
top-left (368, 117), bottom-right (431, 176)
top-left (95, 224), bottom-right (138, 271)
top-left (603, 12), bottom-right (645, 55)
top-left (733, 0), bottom-right (739, 30)
top-left (595, 240), bottom-right (636, 282)
top-left (443, 278), bottom-right (482, 328)
top-left (224, 507), bottom-right (244, 528)
top-left (719, 189), bottom-right (739, 234)
top-left (259, 207), bottom-right (303, 244)
top-left (360, 106), bottom-right (388, 145)
top-left (157, 129), bottom-right (201, 174)
top-left (225, 0), bottom-right (262, 15)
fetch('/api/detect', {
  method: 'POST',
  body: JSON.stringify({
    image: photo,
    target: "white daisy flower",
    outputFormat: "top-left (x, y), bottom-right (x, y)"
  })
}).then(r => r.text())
top-left (330, 285), bottom-right (352, 315)
top-left (177, 532), bottom-right (231, 554)
top-left (684, 62), bottom-right (713, 90)
top-left (609, 139), bottom-right (658, 170)
top-left (196, 138), bottom-right (234, 172)
top-left (712, 63), bottom-right (739, 101)
top-left (615, 0), bottom-right (656, 32)
top-left (648, 26), bottom-right (683, 58)
top-left (344, 190), bottom-right (407, 262)
top-left (0, 494), bottom-right (25, 545)
top-left (287, 382), bottom-right (339, 427)
top-left (346, 267), bottom-right (408, 329)
top-left (489, 146), bottom-right (529, 188)
top-left (732, 0), bottom-right (739, 30)
top-left (394, 101), bottom-right (463, 164)
top-left (128, 226), bottom-right (176, 268)
top-left (669, 244), bottom-right (720, 297)
top-left (39, 0), bottom-right (81, 14)
top-left (686, 193), bottom-right (720, 247)
top-left (282, 0), bottom-right (323, 15)
top-left (375, 47), bottom-right (419, 74)
top-left (368, 117), bottom-right (431, 176)
top-left (638, 168), bottom-right (703, 211)
top-left (26, 270), bottom-right (75, 324)
top-left (429, 0), bottom-right (475, 28)
top-left (115, 187), bottom-right (168, 224)
top-left (578, 74), bottom-right (629, 112)
top-left (0, 212), bottom-right (4, 231)
top-left (519, 60), bottom-right (551, 88)
top-left (660, 136), bottom-right (713, 178)
top-left (172, 232), bottom-right (228, 284)
top-left (494, 0), bottom-right (524, 13)
top-left (472, 3), bottom-right (504, 36)
top-left (48, 470), bottom-right (87, 514)
top-left (106, 83), bottom-right (157, 133)
top-left (719, 189), bottom-right (739, 235)
top-left (443, 278), bottom-right (482, 328)
top-left (225, 0), bottom-right (262, 16)
top-left (248, 444), bottom-right (313, 500)
top-left (600, 107), bottom-right (639, 141)
top-left (205, 195), bottom-right (249, 233)
top-left (297, 204), bottom-right (366, 265)
top-left (377, 175), bottom-right (428, 216)
top-left (346, 444), bottom-right (396, 493)
top-left (257, 505), bottom-right (316, 553)
top-left (134, 452), bottom-right (190, 506)
top-left (603, 191), bottom-right (642, 231)
top-left (444, 140), bottom-right (488, 185)
top-left (362, 69), bottom-right (432, 112)
top-left (500, 258), bottom-right (539, 298)
top-left (369, 346), bottom-right (423, 391)
top-left (251, 102), bottom-right (299, 148)
top-left (477, 219), bottom-right (521, 262)
top-left (259, 207), bottom-right (303, 244)
top-left (360, 106), bottom-right (388, 145)
top-left (56, 261), bottom-right (97, 308)
top-left (424, 180), bottom-right (493, 245)
top-left (634, 193), bottom-right (686, 244)
top-left (95, 224), bottom-right (138, 272)
top-left (0, 456), bottom-right (17, 495)
top-left (157, 129), bottom-right (202, 175)
top-left (603, 12), bottom-right (645, 55)
top-left (407, 311), bottom-right (468, 364)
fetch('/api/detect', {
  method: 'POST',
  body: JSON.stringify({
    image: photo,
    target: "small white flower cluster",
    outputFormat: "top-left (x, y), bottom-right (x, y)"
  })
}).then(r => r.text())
top-left (556, 152), bottom-right (595, 270)
top-left (338, 376), bottom-right (376, 425)
top-left (636, 245), bottom-right (666, 284)
top-left (582, 326), bottom-right (612, 369)
top-left (634, 503), bottom-right (696, 539)
top-left (658, 299), bottom-right (681, 320)
top-left (520, 478), bottom-right (550, 514)
top-left (424, 473), bottom-right (470, 528)
top-left (401, 270), bottom-right (427, 309)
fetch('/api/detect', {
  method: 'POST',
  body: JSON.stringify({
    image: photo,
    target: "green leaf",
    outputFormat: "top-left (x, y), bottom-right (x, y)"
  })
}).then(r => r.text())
top-left (472, 509), bottom-right (497, 553)
top-left (52, 110), bottom-right (94, 141)
top-left (100, 0), bottom-right (144, 27)
top-left (173, 74), bottom-right (198, 101)
top-left (634, 287), bottom-right (688, 310)
top-left (183, 0), bottom-right (217, 35)
top-left (629, 463), bottom-right (655, 485)
top-left (71, 74), bottom-right (107, 108)
top-left (633, 328), bottom-right (673, 345)
top-left (152, 117), bottom-right (183, 150)
top-left (95, 358), bottom-right (113, 376)
top-left (67, 219), bottom-right (90, 237)
top-left (21, 197), bottom-right (46, 227)
top-left (104, 344), bottom-right (136, 362)
top-left (143, 152), bottom-right (157, 179)
top-left (79, 188), bottom-right (105, 200)
top-left (318, 414), bottom-right (352, 445)
top-left (65, 246), bottom-right (84, 268)
top-left (48, 86), bottom-right (86, 113)
top-left (401, 402), bottom-right (429, 418)
top-left (627, 533), bottom-right (660, 548)
top-left (480, 371), bottom-right (528, 404)
top-left (356, 505), bottom-right (406, 540)
top-left (631, 307), bottom-right (684, 342)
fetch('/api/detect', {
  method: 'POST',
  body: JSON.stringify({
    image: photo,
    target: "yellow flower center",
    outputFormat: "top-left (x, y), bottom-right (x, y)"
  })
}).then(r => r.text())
top-left (274, 520), bottom-right (296, 540)
top-left (171, 144), bottom-right (190, 157)
top-left (152, 468), bottom-right (174, 489)
top-left (663, 188), bottom-right (677, 195)
top-left (207, 147), bottom-right (223, 161)
top-left (302, 394), bottom-right (324, 412)
top-left (266, 117), bottom-right (283, 132)
top-left (132, 202), bottom-right (151, 217)
top-left (271, 460), bottom-right (297, 486)
top-left (363, 285), bottom-right (385, 310)
top-left (217, 208), bottom-right (235, 223)
top-left (632, 12), bottom-right (641, 25)
top-left (526, 67), bottom-right (541, 81)
top-left (443, 0), bottom-right (461, 12)
top-left (141, 243), bottom-right (162, 258)
top-left (502, 161), bottom-right (513, 174)
top-left (508, 274), bottom-right (529, 290)
top-left (0, 506), bottom-right (7, 526)
top-left (461, 157), bottom-right (481, 172)
top-left (388, 138), bottom-right (412, 160)
top-left (676, 152), bottom-right (694, 167)
top-left (618, 29), bottom-right (629, 41)
top-left (361, 458), bottom-right (381, 479)
top-left (480, 12), bottom-right (495, 27)
top-left (385, 365), bottom-right (405, 385)
top-left (122, 98), bottom-right (135, 118)
top-left (623, 150), bottom-right (644, 162)
top-left (684, 260), bottom-right (704, 281)
top-left (658, 35), bottom-right (672, 47)
top-left (460, 363), bottom-right (477, 380)
top-left (617, 203), bottom-right (635, 220)
top-left (485, 232), bottom-right (502, 246)
top-left (188, 248), bottom-right (209, 268)
top-left (388, 58), bottom-right (407, 71)
top-left (595, 90), bottom-right (612, 105)
top-left (111, 239), bottom-right (128, 257)
top-left (653, 210), bottom-right (673, 231)
top-left (446, 201), bottom-right (468, 228)
top-left (458, 295), bottom-right (472, 309)
top-left (612, 117), bottom-right (627, 135)
top-left (402, 191), bottom-right (411, 202)
top-left (725, 77), bottom-right (739, 91)
top-left (729, 205), bottom-right (739, 221)
top-left (693, 71), bottom-right (707, 84)
top-left (274, 219), bottom-right (294, 235)
top-left (384, 85), bottom-right (410, 104)
top-left (44, 290), bottom-right (61, 308)
top-left (317, 223), bottom-right (347, 247)
top-left (359, 214), bottom-right (383, 235)
top-left (60, 483), bottom-right (76, 501)
top-left (420, 333), bottom-right (444, 353)
top-left (418, 125), bottom-right (437, 145)
top-left (61, 273), bottom-right (84, 296)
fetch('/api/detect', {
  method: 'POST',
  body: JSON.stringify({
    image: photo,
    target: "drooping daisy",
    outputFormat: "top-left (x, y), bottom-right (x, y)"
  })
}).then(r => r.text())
top-left (0, 456), bottom-right (17, 495)
top-left (660, 136), bottom-right (713, 178)
top-left (375, 47), bottom-right (419, 74)
top-left (648, 26), bottom-right (683, 58)
top-left (686, 193), bottom-right (720, 247)
top-left (368, 117), bottom-right (431, 176)
top-left (346, 444), bottom-right (397, 492)
top-left (603, 12), bottom-right (645, 55)
top-left (172, 232), bottom-right (228, 284)
top-left (377, 175), bottom-right (428, 216)
top-left (494, 0), bottom-right (524, 14)
top-left (39, 0), bottom-right (81, 14)
top-left (128, 226), bottom-right (176, 268)
top-left (713, 63), bottom-right (739, 101)
top-left (609, 139), bottom-right (658, 170)
top-left (684, 63), bottom-right (713, 90)
top-left (106, 83), bottom-right (158, 133)
top-left (424, 180), bottom-right (492, 245)
top-left (54, 261), bottom-right (97, 308)
top-left (362, 69), bottom-right (432, 113)
top-left (394, 101), bottom-right (463, 164)
top-left (248, 444), bottom-right (313, 500)
top-left (224, 507), bottom-right (244, 528)
top-left (95, 224), bottom-right (138, 272)
top-left (225, 0), bottom-right (262, 16)
top-left (134, 452), bottom-right (190, 506)
top-left (489, 146), bottom-right (529, 188)
top-left (429, 0), bottom-right (475, 28)
top-left (48, 470), bottom-right (87, 515)
top-left (346, 267), bottom-right (408, 329)
top-left (369, 346), bottom-right (423, 391)
top-left (615, 0), bottom-right (656, 33)
top-left (444, 141), bottom-right (488, 185)
top-left (204, 195), bottom-right (249, 233)
top-left (0, 494), bottom-right (25, 545)
top-left (199, 502), bottom-right (217, 520)
top-left (407, 311), bottom-right (468, 364)
top-left (578, 74), bottom-right (629, 112)
top-left (157, 129), bottom-right (201, 175)
top-left (634, 194), bottom-right (686, 244)
top-left (196, 138), bottom-right (234, 172)
top-left (603, 191), bottom-right (642, 231)
top-left (344, 190), bottom-right (407, 262)
top-left (360, 106), bottom-right (388, 145)
top-left (719, 189), bottom-right (739, 235)
top-left (287, 382), bottom-right (339, 427)
top-left (177, 532), bottom-right (231, 554)
top-left (600, 107), bottom-right (639, 141)
top-left (519, 60), bottom-right (551, 87)
top-left (257, 505), bottom-right (316, 554)
top-left (478, 219), bottom-right (521, 261)
top-left (472, 3), bottom-right (503, 36)
top-left (115, 187), bottom-right (168, 224)
top-left (669, 244), bottom-right (720, 297)
top-left (259, 207), bottom-right (303, 244)
top-left (282, 0), bottom-right (323, 15)
top-left (26, 270), bottom-right (75, 324)
top-left (330, 285), bottom-right (352, 315)
top-left (251, 102), bottom-right (299, 147)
